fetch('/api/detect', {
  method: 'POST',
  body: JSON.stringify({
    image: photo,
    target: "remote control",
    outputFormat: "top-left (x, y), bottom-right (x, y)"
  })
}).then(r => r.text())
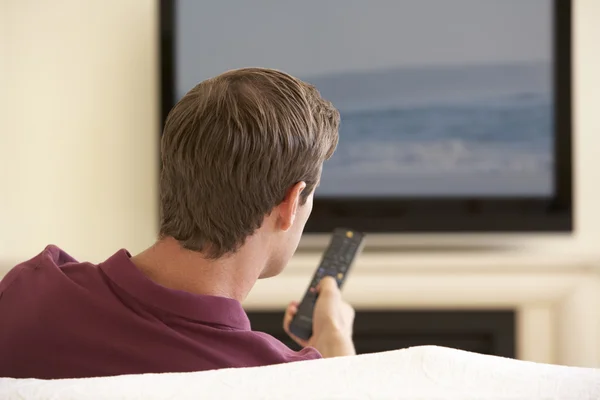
top-left (288, 228), bottom-right (365, 341)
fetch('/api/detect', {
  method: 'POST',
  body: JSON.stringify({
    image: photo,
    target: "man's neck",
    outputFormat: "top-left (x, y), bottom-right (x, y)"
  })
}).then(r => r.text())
top-left (130, 237), bottom-right (264, 302)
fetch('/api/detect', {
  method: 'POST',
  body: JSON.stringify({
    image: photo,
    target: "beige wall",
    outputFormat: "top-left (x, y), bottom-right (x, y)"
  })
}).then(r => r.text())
top-left (0, 0), bottom-right (599, 266)
top-left (1, 0), bottom-right (159, 263)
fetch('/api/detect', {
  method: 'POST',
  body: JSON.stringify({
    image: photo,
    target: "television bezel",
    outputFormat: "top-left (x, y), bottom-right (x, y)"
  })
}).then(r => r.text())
top-left (158, 0), bottom-right (572, 234)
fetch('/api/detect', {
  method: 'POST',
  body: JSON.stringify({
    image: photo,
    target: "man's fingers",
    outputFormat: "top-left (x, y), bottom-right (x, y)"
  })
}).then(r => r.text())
top-left (283, 302), bottom-right (298, 332)
top-left (288, 331), bottom-right (309, 348)
top-left (282, 302), bottom-right (310, 347)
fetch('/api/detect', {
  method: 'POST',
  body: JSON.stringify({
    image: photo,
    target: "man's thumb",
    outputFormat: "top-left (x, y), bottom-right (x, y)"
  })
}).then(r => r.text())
top-left (317, 276), bottom-right (339, 294)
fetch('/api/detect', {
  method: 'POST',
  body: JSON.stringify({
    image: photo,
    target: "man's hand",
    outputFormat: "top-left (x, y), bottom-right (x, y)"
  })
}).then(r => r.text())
top-left (283, 276), bottom-right (356, 357)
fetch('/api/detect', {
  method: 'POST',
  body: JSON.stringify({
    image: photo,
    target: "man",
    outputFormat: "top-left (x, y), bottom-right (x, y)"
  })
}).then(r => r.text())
top-left (0, 68), bottom-right (355, 379)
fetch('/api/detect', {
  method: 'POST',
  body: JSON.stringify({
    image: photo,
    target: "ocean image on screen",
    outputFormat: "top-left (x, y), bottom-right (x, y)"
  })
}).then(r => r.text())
top-left (176, 0), bottom-right (554, 197)
top-left (304, 63), bottom-right (552, 196)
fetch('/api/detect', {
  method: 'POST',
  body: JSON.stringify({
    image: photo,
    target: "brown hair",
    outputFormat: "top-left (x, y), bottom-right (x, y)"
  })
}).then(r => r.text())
top-left (159, 68), bottom-right (340, 258)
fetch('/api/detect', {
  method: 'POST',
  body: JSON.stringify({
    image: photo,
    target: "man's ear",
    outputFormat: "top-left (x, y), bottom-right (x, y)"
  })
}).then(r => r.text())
top-left (278, 181), bottom-right (307, 232)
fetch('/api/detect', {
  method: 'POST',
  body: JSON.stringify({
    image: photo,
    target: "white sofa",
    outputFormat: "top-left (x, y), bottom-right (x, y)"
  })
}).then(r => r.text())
top-left (1, 346), bottom-right (599, 400)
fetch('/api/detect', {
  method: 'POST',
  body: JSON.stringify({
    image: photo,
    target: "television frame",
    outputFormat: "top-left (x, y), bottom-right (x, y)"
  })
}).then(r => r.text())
top-left (158, 0), bottom-right (572, 234)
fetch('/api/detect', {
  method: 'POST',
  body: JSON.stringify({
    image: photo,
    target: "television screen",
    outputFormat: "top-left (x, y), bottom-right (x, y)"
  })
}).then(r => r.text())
top-left (173, 0), bottom-right (553, 197)
top-left (161, 0), bottom-right (571, 232)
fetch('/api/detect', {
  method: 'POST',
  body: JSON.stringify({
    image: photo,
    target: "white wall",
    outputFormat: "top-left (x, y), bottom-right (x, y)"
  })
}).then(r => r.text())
top-left (0, 0), bottom-right (599, 266)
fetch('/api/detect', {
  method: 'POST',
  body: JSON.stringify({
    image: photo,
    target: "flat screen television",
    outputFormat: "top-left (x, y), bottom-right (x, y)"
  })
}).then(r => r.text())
top-left (159, 0), bottom-right (572, 234)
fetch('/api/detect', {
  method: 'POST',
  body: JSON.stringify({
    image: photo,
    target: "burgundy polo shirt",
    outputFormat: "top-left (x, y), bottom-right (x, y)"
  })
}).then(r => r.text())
top-left (0, 245), bottom-right (320, 379)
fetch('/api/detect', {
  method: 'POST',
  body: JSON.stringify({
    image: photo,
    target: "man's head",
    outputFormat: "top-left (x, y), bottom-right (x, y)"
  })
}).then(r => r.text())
top-left (159, 68), bottom-right (340, 276)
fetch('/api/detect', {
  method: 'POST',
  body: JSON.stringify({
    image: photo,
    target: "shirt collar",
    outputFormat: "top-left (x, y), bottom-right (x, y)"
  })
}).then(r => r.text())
top-left (98, 249), bottom-right (251, 331)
